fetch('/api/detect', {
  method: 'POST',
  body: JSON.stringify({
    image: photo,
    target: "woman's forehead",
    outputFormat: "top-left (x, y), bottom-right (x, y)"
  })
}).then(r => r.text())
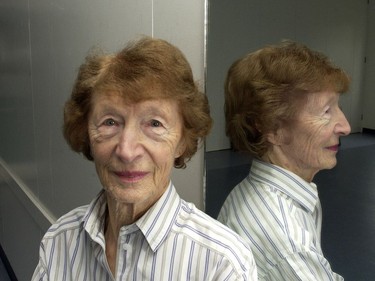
top-left (92, 91), bottom-right (180, 112)
top-left (93, 81), bottom-right (174, 103)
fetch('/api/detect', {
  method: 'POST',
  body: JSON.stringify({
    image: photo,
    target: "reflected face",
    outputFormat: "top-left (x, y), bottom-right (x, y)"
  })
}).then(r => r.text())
top-left (88, 92), bottom-right (185, 212)
top-left (274, 90), bottom-right (351, 181)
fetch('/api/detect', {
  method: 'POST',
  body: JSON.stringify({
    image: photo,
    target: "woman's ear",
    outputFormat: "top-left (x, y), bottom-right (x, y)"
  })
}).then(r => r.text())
top-left (175, 139), bottom-right (187, 158)
top-left (266, 128), bottom-right (286, 146)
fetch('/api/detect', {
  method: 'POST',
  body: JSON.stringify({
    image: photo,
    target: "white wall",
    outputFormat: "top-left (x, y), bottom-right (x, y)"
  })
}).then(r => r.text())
top-left (0, 1), bottom-right (207, 280)
top-left (206, 0), bottom-right (368, 151)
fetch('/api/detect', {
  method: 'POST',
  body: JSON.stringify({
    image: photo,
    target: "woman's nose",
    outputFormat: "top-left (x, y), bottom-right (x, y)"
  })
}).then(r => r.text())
top-left (336, 110), bottom-right (351, 136)
top-left (115, 127), bottom-right (143, 163)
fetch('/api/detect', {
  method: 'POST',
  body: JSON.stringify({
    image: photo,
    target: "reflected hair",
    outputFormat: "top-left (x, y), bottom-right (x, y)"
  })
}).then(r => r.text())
top-left (63, 36), bottom-right (212, 168)
top-left (225, 40), bottom-right (350, 158)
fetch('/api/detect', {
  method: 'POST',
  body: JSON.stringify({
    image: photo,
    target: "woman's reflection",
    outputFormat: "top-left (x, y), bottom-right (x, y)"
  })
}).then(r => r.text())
top-left (217, 41), bottom-right (350, 280)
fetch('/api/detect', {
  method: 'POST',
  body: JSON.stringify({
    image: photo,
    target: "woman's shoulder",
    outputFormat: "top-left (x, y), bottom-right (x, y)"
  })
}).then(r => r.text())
top-left (176, 200), bottom-right (256, 276)
top-left (43, 204), bottom-right (89, 239)
top-left (179, 200), bottom-right (252, 247)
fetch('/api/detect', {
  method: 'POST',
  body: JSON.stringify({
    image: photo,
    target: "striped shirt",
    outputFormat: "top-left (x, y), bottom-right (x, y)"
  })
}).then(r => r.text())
top-left (32, 182), bottom-right (257, 281)
top-left (218, 159), bottom-right (344, 281)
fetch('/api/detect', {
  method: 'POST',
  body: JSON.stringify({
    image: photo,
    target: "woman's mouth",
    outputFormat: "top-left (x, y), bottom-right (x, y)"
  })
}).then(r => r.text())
top-left (326, 144), bottom-right (339, 152)
top-left (115, 171), bottom-right (149, 183)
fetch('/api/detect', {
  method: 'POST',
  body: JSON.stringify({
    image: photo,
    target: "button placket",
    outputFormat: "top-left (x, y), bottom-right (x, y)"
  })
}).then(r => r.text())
top-left (116, 233), bottom-right (132, 280)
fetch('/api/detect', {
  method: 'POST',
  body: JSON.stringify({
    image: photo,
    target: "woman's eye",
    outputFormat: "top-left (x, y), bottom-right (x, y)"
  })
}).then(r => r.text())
top-left (151, 119), bottom-right (162, 127)
top-left (103, 118), bottom-right (116, 126)
top-left (324, 107), bottom-right (331, 114)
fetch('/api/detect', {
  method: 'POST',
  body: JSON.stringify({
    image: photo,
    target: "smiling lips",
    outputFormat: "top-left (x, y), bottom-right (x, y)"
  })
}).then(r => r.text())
top-left (326, 144), bottom-right (339, 152)
top-left (115, 171), bottom-right (149, 182)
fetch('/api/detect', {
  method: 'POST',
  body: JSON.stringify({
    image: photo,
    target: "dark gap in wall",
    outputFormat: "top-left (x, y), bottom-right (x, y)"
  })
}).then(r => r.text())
top-left (0, 244), bottom-right (18, 281)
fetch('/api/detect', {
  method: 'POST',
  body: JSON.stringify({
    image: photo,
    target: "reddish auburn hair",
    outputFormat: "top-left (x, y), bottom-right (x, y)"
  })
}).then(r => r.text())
top-left (63, 36), bottom-right (212, 168)
top-left (225, 40), bottom-right (350, 158)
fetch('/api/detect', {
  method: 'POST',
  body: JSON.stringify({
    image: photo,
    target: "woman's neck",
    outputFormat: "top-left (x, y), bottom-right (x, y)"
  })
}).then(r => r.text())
top-left (262, 148), bottom-right (317, 182)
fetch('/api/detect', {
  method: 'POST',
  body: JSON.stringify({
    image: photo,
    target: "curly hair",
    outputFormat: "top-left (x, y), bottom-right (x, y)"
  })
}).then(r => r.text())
top-left (225, 40), bottom-right (350, 158)
top-left (63, 36), bottom-right (212, 168)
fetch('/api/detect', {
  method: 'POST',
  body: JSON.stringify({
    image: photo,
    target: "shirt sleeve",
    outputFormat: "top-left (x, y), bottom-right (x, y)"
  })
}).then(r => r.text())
top-left (31, 242), bottom-right (48, 281)
top-left (264, 250), bottom-right (344, 281)
top-left (210, 255), bottom-right (258, 281)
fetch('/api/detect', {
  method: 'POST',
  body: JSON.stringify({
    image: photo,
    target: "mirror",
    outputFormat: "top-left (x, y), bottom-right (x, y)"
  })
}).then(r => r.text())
top-left (205, 0), bottom-right (375, 280)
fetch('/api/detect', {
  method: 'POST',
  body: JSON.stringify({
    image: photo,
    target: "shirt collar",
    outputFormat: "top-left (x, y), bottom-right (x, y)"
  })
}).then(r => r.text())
top-left (82, 182), bottom-right (181, 252)
top-left (249, 159), bottom-right (319, 213)
top-left (135, 182), bottom-right (181, 251)
top-left (82, 190), bottom-right (107, 248)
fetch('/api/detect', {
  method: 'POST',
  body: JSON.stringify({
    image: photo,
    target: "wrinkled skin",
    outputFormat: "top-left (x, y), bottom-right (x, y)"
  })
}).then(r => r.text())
top-left (88, 92), bottom-right (185, 224)
top-left (264, 90), bottom-right (351, 182)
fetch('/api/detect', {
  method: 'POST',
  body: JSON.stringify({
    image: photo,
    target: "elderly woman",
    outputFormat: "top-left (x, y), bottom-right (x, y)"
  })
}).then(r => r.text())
top-left (218, 41), bottom-right (351, 280)
top-left (32, 37), bottom-right (257, 280)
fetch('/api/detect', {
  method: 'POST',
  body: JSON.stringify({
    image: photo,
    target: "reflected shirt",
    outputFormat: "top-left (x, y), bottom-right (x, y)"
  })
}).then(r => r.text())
top-left (218, 159), bottom-right (344, 281)
top-left (32, 182), bottom-right (257, 281)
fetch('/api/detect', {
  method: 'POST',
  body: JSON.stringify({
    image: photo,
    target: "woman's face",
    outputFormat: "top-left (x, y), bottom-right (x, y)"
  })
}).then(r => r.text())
top-left (268, 90), bottom-right (351, 181)
top-left (88, 92), bottom-right (185, 213)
